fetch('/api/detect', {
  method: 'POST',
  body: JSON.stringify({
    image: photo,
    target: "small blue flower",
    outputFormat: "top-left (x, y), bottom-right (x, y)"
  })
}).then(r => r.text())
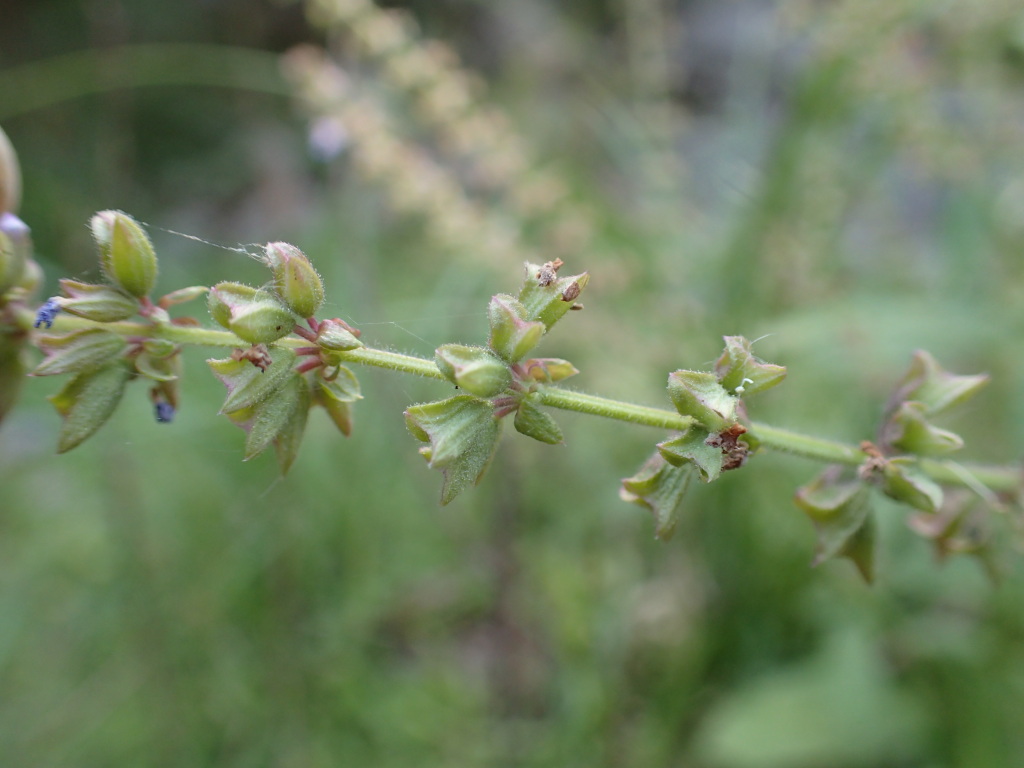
top-left (34, 298), bottom-right (61, 329)
top-left (154, 401), bottom-right (175, 423)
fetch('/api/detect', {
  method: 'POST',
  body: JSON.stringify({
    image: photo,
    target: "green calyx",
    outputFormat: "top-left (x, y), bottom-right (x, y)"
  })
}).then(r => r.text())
top-left (435, 344), bottom-right (511, 398)
top-left (263, 241), bottom-right (325, 319)
top-left (207, 282), bottom-right (297, 345)
top-left (32, 328), bottom-right (127, 376)
top-left (58, 279), bottom-right (138, 322)
top-left (487, 294), bottom-right (545, 363)
top-left (794, 468), bottom-right (876, 582)
top-left (405, 395), bottom-right (502, 505)
top-left (91, 211), bottom-right (158, 298)
top-left (517, 260), bottom-right (589, 331)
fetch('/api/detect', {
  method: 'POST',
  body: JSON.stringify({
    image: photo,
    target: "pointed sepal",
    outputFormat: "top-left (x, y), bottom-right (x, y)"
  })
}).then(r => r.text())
top-left (208, 347), bottom-right (297, 413)
top-left (404, 395), bottom-right (502, 505)
top-left (879, 458), bottom-right (944, 513)
top-left (658, 426), bottom-right (723, 482)
top-left (57, 279), bottom-right (138, 322)
top-left (32, 328), bottom-right (127, 376)
top-left (714, 335), bottom-right (786, 396)
top-left (620, 452), bottom-right (695, 541)
top-left (48, 361), bottom-right (132, 453)
top-left (514, 398), bottom-right (564, 444)
top-left (884, 400), bottom-right (964, 456)
top-left (794, 468), bottom-right (876, 582)
top-left (889, 350), bottom-right (989, 417)
top-left (241, 372), bottom-right (311, 473)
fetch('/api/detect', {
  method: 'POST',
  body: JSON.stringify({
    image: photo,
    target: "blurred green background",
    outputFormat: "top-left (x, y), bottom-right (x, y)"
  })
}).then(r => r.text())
top-left (3, 0), bottom-right (1024, 765)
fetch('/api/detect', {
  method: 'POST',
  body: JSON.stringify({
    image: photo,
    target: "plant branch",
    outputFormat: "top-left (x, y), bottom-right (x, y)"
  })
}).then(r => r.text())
top-left (20, 307), bottom-right (1021, 495)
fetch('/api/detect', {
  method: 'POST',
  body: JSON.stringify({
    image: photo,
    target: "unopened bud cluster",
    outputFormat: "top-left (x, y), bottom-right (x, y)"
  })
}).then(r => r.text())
top-left (22, 211), bottom-right (195, 450)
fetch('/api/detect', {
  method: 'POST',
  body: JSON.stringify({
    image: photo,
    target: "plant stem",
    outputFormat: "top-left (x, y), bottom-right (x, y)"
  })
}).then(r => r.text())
top-left (536, 386), bottom-right (692, 431)
top-left (745, 421), bottom-right (866, 464)
top-left (23, 309), bottom-right (1021, 494)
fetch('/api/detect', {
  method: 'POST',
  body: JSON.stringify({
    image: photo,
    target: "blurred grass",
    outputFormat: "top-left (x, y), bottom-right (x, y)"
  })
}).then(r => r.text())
top-left (3, 0), bottom-right (1024, 766)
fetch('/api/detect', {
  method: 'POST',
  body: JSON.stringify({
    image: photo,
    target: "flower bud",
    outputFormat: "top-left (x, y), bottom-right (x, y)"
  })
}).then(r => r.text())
top-left (0, 125), bottom-right (22, 214)
top-left (32, 328), bottom-right (127, 376)
top-left (58, 279), bottom-right (138, 322)
top-left (667, 370), bottom-right (737, 432)
top-left (228, 299), bottom-right (298, 345)
top-left (207, 282), bottom-right (257, 329)
top-left (263, 242), bottom-right (324, 319)
top-left (14, 257), bottom-right (42, 297)
top-left (0, 229), bottom-right (25, 296)
top-left (316, 318), bottom-right (363, 351)
top-left (521, 358), bottom-right (579, 383)
top-left (207, 282), bottom-right (296, 345)
top-left (91, 211), bottom-right (158, 297)
top-left (487, 294), bottom-right (545, 363)
top-left (435, 344), bottom-right (511, 398)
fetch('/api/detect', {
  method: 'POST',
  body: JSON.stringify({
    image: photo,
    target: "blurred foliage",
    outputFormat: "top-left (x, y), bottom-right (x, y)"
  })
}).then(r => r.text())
top-left (3, 0), bottom-right (1024, 766)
